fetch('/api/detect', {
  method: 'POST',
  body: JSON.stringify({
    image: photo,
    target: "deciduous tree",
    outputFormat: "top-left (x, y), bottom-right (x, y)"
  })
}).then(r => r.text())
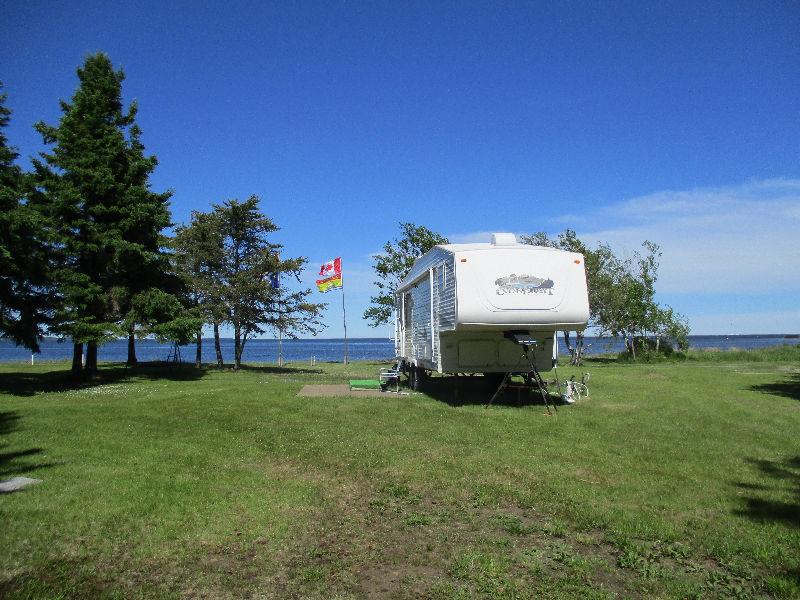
top-left (123, 288), bottom-right (203, 355)
top-left (520, 229), bottom-right (595, 364)
top-left (364, 222), bottom-right (448, 327)
top-left (522, 231), bottom-right (689, 362)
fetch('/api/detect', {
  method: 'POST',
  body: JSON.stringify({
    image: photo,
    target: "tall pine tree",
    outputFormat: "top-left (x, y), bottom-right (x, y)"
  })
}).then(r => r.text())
top-left (0, 83), bottom-right (53, 351)
top-left (173, 197), bottom-right (325, 369)
top-left (213, 196), bottom-right (324, 369)
top-left (113, 121), bottom-right (174, 365)
top-left (33, 53), bottom-right (172, 374)
top-left (172, 210), bottom-right (226, 367)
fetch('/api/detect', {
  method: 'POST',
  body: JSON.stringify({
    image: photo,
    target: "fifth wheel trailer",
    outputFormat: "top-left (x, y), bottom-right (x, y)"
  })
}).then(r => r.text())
top-left (394, 233), bottom-right (590, 388)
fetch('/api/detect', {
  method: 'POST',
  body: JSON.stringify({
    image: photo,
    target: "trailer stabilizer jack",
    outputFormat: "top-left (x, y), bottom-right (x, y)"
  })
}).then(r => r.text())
top-left (486, 335), bottom-right (554, 414)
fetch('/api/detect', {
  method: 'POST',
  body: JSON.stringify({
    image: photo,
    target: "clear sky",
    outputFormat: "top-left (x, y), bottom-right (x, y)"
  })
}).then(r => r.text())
top-left (3, 1), bottom-right (799, 338)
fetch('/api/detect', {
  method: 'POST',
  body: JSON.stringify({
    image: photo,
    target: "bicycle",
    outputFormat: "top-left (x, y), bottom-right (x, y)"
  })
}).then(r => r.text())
top-left (560, 373), bottom-right (590, 403)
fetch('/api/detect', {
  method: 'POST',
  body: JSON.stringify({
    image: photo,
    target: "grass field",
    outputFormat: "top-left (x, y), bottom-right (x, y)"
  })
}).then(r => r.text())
top-left (1, 348), bottom-right (799, 599)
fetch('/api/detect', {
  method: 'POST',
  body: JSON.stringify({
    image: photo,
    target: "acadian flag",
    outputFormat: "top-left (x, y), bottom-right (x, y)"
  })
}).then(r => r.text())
top-left (316, 257), bottom-right (343, 292)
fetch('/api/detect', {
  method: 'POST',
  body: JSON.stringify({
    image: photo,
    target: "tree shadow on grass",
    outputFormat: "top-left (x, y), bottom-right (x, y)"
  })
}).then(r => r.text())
top-left (0, 411), bottom-right (20, 436)
top-left (235, 364), bottom-right (324, 375)
top-left (420, 374), bottom-right (565, 409)
top-left (748, 373), bottom-right (800, 401)
top-left (0, 362), bottom-right (207, 398)
top-left (733, 456), bottom-right (800, 529)
top-left (0, 411), bottom-right (57, 480)
top-left (0, 447), bottom-right (58, 479)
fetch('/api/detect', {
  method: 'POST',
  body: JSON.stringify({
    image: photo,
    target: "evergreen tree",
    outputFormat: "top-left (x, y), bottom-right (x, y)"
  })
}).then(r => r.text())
top-left (213, 195), bottom-right (324, 369)
top-left (0, 83), bottom-right (52, 351)
top-left (123, 287), bottom-right (203, 357)
top-left (113, 120), bottom-right (173, 365)
top-left (172, 210), bottom-right (227, 367)
top-left (33, 53), bottom-right (172, 375)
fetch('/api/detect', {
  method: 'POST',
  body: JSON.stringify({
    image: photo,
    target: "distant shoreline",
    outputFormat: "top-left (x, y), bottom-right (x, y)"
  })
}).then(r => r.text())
top-left (1, 334), bottom-right (797, 364)
top-left (17, 333), bottom-right (800, 343)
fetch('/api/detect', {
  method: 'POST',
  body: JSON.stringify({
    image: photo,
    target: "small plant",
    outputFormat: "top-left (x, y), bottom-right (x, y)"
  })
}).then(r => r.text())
top-left (661, 541), bottom-right (691, 560)
top-left (491, 514), bottom-right (529, 535)
top-left (405, 512), bottom-right (430, 527)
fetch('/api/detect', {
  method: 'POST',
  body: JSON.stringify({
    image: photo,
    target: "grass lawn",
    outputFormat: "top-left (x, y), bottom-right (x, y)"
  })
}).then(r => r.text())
top-left (1, 348), bottom-right (799, 598)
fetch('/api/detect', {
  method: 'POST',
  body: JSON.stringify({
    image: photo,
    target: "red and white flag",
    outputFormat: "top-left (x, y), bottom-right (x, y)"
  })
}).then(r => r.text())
top-left (316, 257), bottom-right (343, 292)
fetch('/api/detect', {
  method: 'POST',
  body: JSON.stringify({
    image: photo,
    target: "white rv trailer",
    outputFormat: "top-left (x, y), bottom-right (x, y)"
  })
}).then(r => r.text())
top-left (394, 233), bottom-right (589, 388)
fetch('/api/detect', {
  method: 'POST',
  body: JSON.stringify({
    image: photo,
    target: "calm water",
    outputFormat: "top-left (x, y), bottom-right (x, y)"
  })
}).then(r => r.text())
top-left (0, 335), bottom-right (797, 364)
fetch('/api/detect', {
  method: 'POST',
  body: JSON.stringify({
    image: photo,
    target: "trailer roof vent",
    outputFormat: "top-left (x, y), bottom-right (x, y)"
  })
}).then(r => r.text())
top-left (491, 233), bottom-right (517, 246)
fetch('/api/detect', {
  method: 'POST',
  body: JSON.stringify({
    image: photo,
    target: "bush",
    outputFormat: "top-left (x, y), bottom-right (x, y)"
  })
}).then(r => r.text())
top-left (617, 336), bottom-right (676, 361)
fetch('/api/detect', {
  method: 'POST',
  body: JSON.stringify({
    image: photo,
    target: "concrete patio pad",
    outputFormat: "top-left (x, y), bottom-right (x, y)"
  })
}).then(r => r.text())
top-left (0, 477), bottom-right (43, 493)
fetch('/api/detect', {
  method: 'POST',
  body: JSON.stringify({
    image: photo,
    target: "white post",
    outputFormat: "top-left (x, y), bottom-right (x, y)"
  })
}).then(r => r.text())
top-left (341, 267), bottom-right (349, 366)
top-left (31, 353), bottom-right (34, 366)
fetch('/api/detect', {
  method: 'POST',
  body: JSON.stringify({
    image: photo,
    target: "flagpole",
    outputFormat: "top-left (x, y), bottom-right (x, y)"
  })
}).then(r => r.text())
top-left (341, 267), bottom-right (349, 365)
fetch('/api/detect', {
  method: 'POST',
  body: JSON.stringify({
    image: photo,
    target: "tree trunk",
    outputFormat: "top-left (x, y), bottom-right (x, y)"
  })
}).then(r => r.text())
top-left (234, 324), bottom-right (242, 370)
top-left (195, 331), bottom-right (202, 368)
top-left (213, 321), bottom-right (223, 368)
top-left (574, 331), bottom-right (585, 366)
top-left (127, 329), bottom-right (137, 366)
top-left (85, 341), bottom-right (99, 375)
top-left (562, 331), bottom-right (575, 364)
top-left (239, 336), bottom-right (248, 368)
top-left (71, 342), bottom-right (83, 376)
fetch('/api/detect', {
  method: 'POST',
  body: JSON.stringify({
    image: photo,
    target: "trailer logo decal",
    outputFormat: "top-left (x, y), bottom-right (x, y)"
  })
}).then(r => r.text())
top-left (494, 274), bottom-right (554, 295)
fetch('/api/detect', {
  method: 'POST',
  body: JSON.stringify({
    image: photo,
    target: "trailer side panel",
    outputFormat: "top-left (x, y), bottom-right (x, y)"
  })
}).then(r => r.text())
top-left (410, 275), bottom-right (432, 361)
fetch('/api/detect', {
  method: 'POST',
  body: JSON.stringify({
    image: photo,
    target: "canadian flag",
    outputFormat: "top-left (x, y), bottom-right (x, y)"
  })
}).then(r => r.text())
top-left (316, 257), bottom-right (343, 292)
top-left (318, 257), bottom-right (342, 278)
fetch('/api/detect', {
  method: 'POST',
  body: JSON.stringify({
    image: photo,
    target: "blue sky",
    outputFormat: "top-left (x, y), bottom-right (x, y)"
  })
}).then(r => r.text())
top-left (3, 1), bottom-right (799, 337)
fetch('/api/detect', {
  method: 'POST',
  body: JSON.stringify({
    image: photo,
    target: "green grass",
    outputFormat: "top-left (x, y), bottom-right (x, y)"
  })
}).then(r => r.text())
top-left (1, 349), bottom-right (799, 598)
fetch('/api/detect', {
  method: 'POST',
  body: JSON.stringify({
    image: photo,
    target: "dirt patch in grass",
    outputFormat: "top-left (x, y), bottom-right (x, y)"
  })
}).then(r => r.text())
top-left (259, 468), bottom-right (767, 599)
top-left (0, 464), bottom-right (776, 599)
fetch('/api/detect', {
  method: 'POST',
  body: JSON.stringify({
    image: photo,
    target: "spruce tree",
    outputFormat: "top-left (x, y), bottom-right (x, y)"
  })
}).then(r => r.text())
top-left (114, 121), bottom-right (173, 365)
top-left (33, 53), bottom-right (172, 374)
top-left (0, 83), bottom-right (52, 351)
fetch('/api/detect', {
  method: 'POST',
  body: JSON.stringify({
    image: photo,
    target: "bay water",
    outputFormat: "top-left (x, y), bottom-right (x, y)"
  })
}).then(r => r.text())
top-left (0, 335), bottom-right (797, 364)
